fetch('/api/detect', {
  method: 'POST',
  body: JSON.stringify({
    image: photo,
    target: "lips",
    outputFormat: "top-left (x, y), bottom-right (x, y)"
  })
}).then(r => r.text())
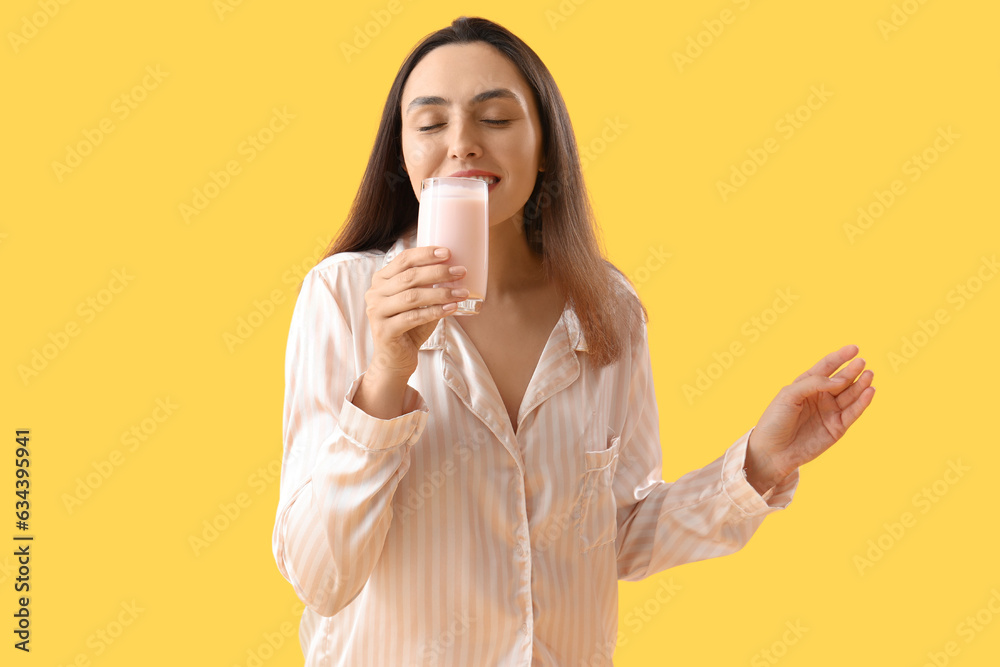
top-left (449, 169), bottom-right (500, 183)
top-left (448, 170), bottom-right (501, 192)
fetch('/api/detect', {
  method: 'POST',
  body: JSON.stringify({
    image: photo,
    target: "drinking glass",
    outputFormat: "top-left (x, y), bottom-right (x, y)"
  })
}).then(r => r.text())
top-left (416, 177), bottom-right (489, 315)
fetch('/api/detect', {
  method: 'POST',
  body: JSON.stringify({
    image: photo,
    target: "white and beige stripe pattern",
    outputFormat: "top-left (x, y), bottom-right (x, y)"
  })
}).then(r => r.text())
top-left (271, 229), bottom-right (799, 666)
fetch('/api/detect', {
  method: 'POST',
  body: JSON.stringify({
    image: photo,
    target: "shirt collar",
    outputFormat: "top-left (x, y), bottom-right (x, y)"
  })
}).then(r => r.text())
top-left (381, 230), bottom-right (588, 353)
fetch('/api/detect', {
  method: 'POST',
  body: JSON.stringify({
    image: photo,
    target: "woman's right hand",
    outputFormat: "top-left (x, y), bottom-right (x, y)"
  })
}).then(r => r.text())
top-left (364, 246), bottom-right (468, 381)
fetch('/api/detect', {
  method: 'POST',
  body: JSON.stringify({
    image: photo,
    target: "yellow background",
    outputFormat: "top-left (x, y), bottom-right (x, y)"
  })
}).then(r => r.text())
top-left (3, 0), bottom-right (998, 665)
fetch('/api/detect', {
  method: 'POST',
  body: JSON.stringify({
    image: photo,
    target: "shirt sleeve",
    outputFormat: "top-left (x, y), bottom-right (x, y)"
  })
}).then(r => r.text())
top-left (271, 266), bottom-right (429, 617)
top-left (613, 320), bottom-right (799, 581)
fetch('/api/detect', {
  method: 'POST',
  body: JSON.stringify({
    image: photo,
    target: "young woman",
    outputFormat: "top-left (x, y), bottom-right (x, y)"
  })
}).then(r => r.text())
top-left (272, 16), bottom-right (875, 666)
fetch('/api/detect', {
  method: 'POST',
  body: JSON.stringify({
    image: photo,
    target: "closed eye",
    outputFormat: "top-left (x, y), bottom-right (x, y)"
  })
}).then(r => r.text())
top-left (416, 119), bottom-right (512, 132)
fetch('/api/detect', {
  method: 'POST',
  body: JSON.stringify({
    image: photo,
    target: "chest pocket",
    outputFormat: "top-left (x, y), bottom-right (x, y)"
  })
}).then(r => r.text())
top-left (572, 435), bottom-right (621, 553)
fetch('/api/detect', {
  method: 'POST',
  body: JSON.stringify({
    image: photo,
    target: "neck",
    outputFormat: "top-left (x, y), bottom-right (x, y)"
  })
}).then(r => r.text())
top-left (485, 212), bottom-right (546, 300)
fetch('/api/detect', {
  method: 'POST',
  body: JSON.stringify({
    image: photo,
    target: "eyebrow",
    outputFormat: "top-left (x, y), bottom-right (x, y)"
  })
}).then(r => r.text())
top-left (405, 88), bottom-right (521, 116)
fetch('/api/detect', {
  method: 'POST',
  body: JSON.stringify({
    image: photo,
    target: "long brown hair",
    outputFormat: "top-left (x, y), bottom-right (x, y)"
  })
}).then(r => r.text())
top-left (313, 16), bottom-right (646, 368)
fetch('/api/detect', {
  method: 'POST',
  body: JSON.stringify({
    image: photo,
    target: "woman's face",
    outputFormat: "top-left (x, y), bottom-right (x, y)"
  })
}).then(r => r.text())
top-left (400, 41), bottom-right (545, 227)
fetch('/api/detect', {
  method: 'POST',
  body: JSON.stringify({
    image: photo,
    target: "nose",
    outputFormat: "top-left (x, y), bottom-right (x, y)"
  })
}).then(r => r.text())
top-left (447, 118), bottom-right (482, 160)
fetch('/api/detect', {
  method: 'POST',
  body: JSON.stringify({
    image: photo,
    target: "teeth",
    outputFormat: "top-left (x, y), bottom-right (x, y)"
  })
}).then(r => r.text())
top-left (466, 175), bottom-right (497, 184)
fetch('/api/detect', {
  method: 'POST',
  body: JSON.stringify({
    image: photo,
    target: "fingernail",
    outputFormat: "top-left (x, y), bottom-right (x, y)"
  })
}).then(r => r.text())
top-left (442, 302), bottom-right (457, 311)
top-left (830, 377), bottom-right (848, 382)
top-left (434, 248), bottom-right (448, 258)
top-left (449, 266), bottom-right (466, 275)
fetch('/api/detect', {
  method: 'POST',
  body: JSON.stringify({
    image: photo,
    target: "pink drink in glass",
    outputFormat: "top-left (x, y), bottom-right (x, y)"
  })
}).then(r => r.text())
top-left (417, 177), bottom-right (489, 315)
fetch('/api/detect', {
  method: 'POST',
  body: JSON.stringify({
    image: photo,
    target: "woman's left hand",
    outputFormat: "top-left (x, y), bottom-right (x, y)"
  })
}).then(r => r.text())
top-left (744, 344), bottom-right (876, 493)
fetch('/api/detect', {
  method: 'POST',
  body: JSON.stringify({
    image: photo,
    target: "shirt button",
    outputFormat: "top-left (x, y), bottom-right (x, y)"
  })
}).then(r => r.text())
top-left (515, 545), bottom-right (524, 556)
top-left (520, 622), bottom-right (528, 634)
